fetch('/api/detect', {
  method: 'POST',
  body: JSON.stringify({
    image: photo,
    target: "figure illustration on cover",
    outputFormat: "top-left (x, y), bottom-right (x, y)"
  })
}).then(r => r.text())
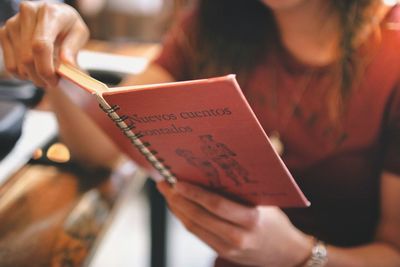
top-left (176, 134), bottom-right (256, 187)
top-left (176, 148), bottom-right (222, 187)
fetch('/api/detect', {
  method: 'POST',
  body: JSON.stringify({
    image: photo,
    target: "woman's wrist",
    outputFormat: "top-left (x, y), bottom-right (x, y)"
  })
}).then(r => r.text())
top-left (290, 233), bottom-right (315, 267)
top-left (294, 236), bottom-right (330, 267)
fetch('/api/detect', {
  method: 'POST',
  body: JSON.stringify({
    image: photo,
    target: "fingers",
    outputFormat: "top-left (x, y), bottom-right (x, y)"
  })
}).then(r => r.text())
top-left (60, 21), bottom-right (90, 65)
top-left (0, 2), bottom-right (88, 88)
top-left (3, 16), bottom-right (22, 77)
top-left (168, 204), bottom-right (232, 255)
top-left (174, 182), bottom-right (259, 229)
top-left (0, 26), bottom-right (17, 75)
top-left (19, 1), bottom-right (42, 84)
top-left (33, 3), bottom-right (76, 86)
top-left (158, 181), bottom-right (249, 247)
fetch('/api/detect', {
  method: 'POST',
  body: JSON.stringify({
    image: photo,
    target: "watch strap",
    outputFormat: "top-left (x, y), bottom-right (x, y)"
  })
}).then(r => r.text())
top-left (304, 239), bottom-right (328, 267)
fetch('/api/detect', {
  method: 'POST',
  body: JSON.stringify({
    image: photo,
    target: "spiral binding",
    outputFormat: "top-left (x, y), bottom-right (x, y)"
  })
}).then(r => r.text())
top-left (97, 98), bottom-right (177, 185)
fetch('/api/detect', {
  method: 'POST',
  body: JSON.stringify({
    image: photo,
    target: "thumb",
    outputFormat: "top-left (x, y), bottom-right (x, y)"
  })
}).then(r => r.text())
top-left (60, 48), bottom-right (77, 66)
top-left (59, 23), bottom-right (90, 66)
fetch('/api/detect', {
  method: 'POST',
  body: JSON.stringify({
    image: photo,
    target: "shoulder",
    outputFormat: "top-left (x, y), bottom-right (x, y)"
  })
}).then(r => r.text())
top-left (375, 4), bottom-right (400, 124)
top-left (382, 5), bottom-right (400, 44)
top-left (166, 6), bottom-right (199, 38)
top-left (385, 4), bottom-right (400, 23)
top-left (159, 5), bottom-right (200, 57)
top-left (376, 5), bottom-right (400, 78)
top-left (356, 6), bottom-right (400, 114)
top-left (152, 5), bottom-right (200, 81)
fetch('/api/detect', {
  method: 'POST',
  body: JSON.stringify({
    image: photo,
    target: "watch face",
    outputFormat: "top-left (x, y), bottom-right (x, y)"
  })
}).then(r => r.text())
top-left (306, 241), bottom-right (328, 267)
top-left (314, 243), bottom-right (327, 256)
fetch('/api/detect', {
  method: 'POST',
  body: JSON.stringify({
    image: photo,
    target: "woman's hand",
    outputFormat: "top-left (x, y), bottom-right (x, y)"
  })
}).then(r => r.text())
top-left (158, 181), bottom-right (313, 267)
top-left (0, 1), bottom-right (89, 88)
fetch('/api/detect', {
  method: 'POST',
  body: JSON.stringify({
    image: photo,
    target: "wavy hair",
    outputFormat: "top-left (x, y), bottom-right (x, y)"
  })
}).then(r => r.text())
top-left (189, 0), bottom-right (377, 117)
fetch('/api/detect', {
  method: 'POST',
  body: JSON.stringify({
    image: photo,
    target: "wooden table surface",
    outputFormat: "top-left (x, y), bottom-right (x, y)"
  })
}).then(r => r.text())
top-left (0, 158), bottom-right (146, 267)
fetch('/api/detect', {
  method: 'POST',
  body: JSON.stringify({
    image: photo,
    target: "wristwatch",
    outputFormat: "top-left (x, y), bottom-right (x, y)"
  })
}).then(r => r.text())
top-left (304, 239), bottom-right (328, 267)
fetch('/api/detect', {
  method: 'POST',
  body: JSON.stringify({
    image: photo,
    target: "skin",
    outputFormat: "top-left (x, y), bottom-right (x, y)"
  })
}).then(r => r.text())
top-left (1, 1), bottom-right (400, 266)
top-left (266, 0), bottom-right (341, 66)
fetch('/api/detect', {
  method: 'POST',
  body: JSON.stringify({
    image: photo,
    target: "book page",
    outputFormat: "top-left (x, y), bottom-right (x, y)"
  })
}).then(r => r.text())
top-left (57, 63), bottom-right (108, 94)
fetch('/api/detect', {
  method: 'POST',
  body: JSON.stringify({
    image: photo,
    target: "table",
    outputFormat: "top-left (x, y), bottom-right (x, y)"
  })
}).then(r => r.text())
top-left (0, 160), bottom-right (146, 267)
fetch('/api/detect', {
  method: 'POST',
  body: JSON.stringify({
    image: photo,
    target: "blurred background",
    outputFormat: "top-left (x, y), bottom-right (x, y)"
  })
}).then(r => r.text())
top-left (0, 0), bottom-right (216, 267)
top-left (69, 0), bottom-right (192, 42)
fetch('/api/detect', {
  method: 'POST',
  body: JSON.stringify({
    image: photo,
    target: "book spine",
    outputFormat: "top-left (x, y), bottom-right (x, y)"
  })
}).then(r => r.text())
top-left (95, 95), bottom-right (177, 185)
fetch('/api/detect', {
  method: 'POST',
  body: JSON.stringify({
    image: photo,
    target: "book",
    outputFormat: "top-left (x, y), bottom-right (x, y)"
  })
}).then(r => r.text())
top-left (57, 63), bottom-right (310, 207)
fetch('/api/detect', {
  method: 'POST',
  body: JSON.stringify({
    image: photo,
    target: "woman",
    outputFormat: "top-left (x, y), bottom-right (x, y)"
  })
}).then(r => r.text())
top-left (1, 0), bottom-right (400, 266)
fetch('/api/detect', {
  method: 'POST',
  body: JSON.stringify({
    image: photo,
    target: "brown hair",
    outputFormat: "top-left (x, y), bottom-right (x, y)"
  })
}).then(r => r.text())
top-left (189, 0), bottom-right (377, 118)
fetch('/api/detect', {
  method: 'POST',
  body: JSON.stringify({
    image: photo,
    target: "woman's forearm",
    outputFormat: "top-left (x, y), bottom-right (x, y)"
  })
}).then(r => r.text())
top-left (46, 83), bottom-right (122, 169)
top-left (319, 242), bottom-right (400, 267)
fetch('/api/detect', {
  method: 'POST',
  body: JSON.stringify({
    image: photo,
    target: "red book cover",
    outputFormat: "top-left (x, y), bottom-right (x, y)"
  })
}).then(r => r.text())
top-left (58, 64), bottom-right (310, 207)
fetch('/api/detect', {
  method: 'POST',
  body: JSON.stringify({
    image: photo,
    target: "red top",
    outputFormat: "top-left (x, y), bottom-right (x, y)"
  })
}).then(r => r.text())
top-left (154, 5), bottom-right (400, 267)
